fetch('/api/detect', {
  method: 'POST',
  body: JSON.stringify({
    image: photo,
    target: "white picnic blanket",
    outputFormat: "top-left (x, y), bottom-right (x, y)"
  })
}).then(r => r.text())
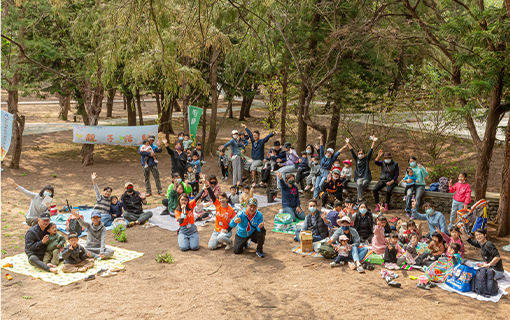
top-left (148, 206), bottom-right (216, 232)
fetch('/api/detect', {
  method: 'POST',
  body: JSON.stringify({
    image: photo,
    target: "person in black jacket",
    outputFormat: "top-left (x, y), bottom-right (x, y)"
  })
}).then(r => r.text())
top-left (351, 203), bottom-right (392, 242)
top-left (373, 150), bottom-right (399, 212)
top-left (294, 199), bottom-right (329, 242)
top-left (120, 182), bottom-right (153, 227)
top-left (61, 232), bottom-right (96, 273)
top-left (24, 212), bottom-right (58, 273)
top-left (466, 229), bottom-right (505, 279)
top-left (162, 138), bottom-right (188, 180)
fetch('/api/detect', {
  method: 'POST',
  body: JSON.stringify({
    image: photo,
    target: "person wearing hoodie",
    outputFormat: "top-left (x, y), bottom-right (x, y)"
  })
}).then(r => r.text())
top-left (43, 223), bottom-right (66, 267)
top-left (71, 210), bottom-right (115, 259)
top-left (448, 172), bottom-right (472, 228)
top-left (276, 142), bottom-right (300, 189)
top-left (277, 171), bottom-right (305, 221)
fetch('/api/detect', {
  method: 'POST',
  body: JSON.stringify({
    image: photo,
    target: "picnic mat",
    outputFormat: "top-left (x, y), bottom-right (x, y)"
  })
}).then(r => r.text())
top-left (50, 209), bottom-right (114, 237)
top-left (272, 219), bottom-right (304, 235)
top-left (1, 242), bottom-right (144, 286)
top-left (148, 206), bottom-right (216, 232)
top-left (292, 245), bottom-right (324, 258)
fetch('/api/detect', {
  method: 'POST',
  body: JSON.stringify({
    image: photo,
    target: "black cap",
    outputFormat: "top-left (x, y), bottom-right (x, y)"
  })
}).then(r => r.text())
top-left (273, 141), bottom-right (281, 146)
top-left (39, 212), bottom-right (51, 220)
top-left (196, 142), bottom-right (201, 146)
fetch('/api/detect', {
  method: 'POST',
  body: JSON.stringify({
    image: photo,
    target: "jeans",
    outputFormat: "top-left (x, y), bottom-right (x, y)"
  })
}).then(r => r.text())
top-left (373, 180), bottom-right (397, 205)
top-left (314, 170), bottom-right (330, 198)
top-left (28, 254), bottom-right (50, 271)
top-left (124, 210), bottom-right (153, 224)
top-left (294, 229), bottom-right (324, 242)
top-left (450, 199), bottom-right (464, 224)
top-left (178, 231), bottom-right (200, 251)
top-left (282, 206), bottom-right (306, 221)
top-left (356, 178), bottom-right (371, 201)
top-left (405, 185), bottom-right (425, 212)
top-left (276, 166), bottom-right (298, 189)
top-left (100, 214), bottom-right (114, 227)
top-left (348, 246), bottom-right (368, 263)
top-left (143, 165), bottom-right (162, 194)
top-left (208, 230), bottom-right (233, 249)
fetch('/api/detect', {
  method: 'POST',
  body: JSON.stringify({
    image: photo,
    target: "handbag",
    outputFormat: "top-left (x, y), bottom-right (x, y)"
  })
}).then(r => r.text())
top-left (445, 263), bottom-right (476, 292)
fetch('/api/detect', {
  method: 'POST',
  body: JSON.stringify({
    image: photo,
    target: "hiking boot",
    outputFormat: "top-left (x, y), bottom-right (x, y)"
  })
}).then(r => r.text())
top-left (256, 251), bottom-right (265, 258)
top-left (384, 204), bottom-right (389, 211)
top-left (375, 203), bottom-right (380, 212)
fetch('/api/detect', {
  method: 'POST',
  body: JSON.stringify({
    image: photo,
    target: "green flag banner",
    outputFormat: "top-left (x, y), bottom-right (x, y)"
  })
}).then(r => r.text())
top-left (188, 106), bottom-right (203, 146)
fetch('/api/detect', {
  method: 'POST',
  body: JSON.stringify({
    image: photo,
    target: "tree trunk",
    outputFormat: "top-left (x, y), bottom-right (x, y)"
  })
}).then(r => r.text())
top-left (57, 92), bottom-right (70, 120)
top-left (496, 115), bottom-right (510, 236)
top-left (239, 95), bottom-right (247, 121)
top-left (159, 92), bottom-right (175, 141)
top-left (280, 65), bottom-right (288, 144)
top-left (155, 90), bottom-right (161, 115)
top-left (135, 88), bottom-right (144, 126)
top-left (123, 94), bottom-right (127, 110)
top-left (296, 85), bottom-right (308, 152)
top-left (206, 47), bottom-right (220, 155)
top-left (126, 94), bottom-right (136, 126)
top-left (244, 87), bottom-right (255, 118)
top-left (326, 101), bottom-right (340, 150)
top-left (7, 89), bottom-right (24, 169)
top-left (228, 96), bottom-right (234, 118)
top-left (106, 87), bottom-right (116, 117)
top-left (80, 80), bottom-right (104, 166)
top-left (201, 104), bottom-right (207, 147)
top-left (181, 56), bottom-right (190, 135)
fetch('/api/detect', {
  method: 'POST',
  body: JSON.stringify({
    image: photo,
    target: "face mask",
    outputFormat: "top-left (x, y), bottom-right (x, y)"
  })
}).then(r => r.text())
top-left (332, 176), bottom-right (338, 180)
top-left (341, 226), bottom-right (350, 231)
top-left (233, 134), bottom-right (239, 139)
top-left (384, 159), bottom-right (392, 163)
top-left (211, 181), bottom-right (217, 185)
top-left (176, 146), bottom-right (182, 150)
top-left (309, 207), bottom-right (316, 213)
top-left (359, 208), bottom-right (367, 214)
top-left (288, 180), bottom-right (295, 185)
top-left (177, 179), bottom-right (182, 183)
top-left (410, 161), bottom-right (416, 167)
top-left (325, 155), bottom-right (330, 159)
top-left (179, 137), bottom-right (184, 140)
top-left (425, 208), bottom-right (434, 215)
top-left (306, 150), bottom-right (311, 154)
top-left (358, 154), bottom-right (364, 159)
top-left (43, 191), bottom-right (52, 197)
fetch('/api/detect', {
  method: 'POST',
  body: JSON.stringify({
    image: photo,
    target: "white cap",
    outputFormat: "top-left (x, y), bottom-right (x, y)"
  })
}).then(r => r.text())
top-left (326, 148), bottom-right (334, 154)
top-left (232, 130), bottom-right (239, 135)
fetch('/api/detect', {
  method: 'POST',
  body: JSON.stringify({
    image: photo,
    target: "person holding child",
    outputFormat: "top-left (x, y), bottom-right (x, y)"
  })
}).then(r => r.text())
top-left (71, 209), bottom-right (115, 259)
top-left (403, 167), bottom-right (418, 202)
top-left (43, 223), bottom-right (66, 267)
top-left (448, 172), bottom-right (472, 228)
top-left (319, 169), bottom-right (344, 208)
top-left (294, 199), bottom-right (329, 242)
top-left (346, 136), bottom-right (377, 205)
top-left (138, 135), bottom-right (163, 197)
top-left (6, 178), bottom-right (54, 227)
top-left (121, 182), bottom-right (153, 227)
top-left (424, 242), bottom-right (463, 283)
top-left (90, 172), bottom-right (114, 227)
top-left (277, 171), bottom-right (305, 221)
top-left (182, 133), bottom-right (193, 150)
top-left (329, 216), bottom-right (368, 273)
top-left (313, 135), bottom-right (345, 198)
top-left (404, 156), bottom-right (429, 217)
top-left (61, 232), bottom-right (96, 273)
top-left (24, 212), bottom-right (58, 273)
top-left (373, 150), bottom-right (399, 212)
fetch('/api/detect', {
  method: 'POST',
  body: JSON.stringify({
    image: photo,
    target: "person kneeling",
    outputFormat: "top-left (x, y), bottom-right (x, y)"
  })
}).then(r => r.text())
top-left (229, 198), bottom-right (266, 258)
top-left (62, 232), bottom-right (96, 273)
top-left (208, 190), bottom-right (237, 250)
top-left (294, 199), bottom-right (329, 243)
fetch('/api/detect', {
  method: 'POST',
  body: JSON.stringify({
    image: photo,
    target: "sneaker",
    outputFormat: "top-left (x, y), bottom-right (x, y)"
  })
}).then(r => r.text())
top-left (403, 196), bottom-right (407, 201)
top-left (330, 261), bottom-right (339, 268)
top-left (128, 222), bottom-right (135, 228)
top-left (406, 211), bottom-right (411, 218)
top-left (146, 193), bottom-right (152, 197)
top-left (154, 159), bottom-right (159, 164)
top-left (387, 280), bottom-right (401, 288)
top-left (357, 265), bottom-right (365, 273)
top-left (158, 192), bottom-right (165, 196)
top-left (348, 262), bottom-right (356, 270)
top-left (353, 203), bottom-right (360, 210)
top-left (310, 187), bottom-right (315, 192)
top-left (384, 204), bottom-right (389, 211)
top-left (502, 244), bottom-right (510, 252)
top-left (225, 244), bottom-right (233, 250)
top-left (304, 185), bottom-right (311, 191)
top-left (256, 251), bottom-right (265, 258)
top-left (375, 203), bottom-right (380, 212)
top-left (144, 164), bottom-right (149, 168)
top-left (244, 240), bottom-right (252, 249)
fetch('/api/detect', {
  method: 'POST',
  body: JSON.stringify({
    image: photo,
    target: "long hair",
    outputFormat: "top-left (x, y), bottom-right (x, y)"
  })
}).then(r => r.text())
top-left (39, 185), bottom-right (54, 198)
top-left (175, 193), bottom-right (191, 212)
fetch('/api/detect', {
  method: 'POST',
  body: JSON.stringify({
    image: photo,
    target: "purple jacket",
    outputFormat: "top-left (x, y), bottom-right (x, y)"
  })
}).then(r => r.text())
top-left (283, 149), bottom-right (299, 167)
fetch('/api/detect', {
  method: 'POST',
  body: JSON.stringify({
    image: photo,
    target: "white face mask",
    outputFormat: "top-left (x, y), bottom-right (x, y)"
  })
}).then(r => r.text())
top-left (233, 134), bottom-right (239, 139)
top-left (358, 154), bottom-right (365, 159)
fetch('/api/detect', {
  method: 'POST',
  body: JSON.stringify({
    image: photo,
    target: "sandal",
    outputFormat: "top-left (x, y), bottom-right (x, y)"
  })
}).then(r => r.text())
top-left (387, 280), bottom-right (401, 288)
top-left (416, 283), bottom-right (430, 290)
top-left (84, 274), bottom-right (96, 281)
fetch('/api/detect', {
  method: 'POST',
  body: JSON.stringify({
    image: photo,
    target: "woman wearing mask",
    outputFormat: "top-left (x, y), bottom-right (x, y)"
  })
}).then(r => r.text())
top-left (411, 200), bottom-right (448, 238)
top-left (305, 144), bottom-right (316, 162)
top-left (162, 138), bottom-right (187, 179)
top-left (351, 202), bottom-right (390, 242)
top-left (372, 150), bottom-right (399, 212)
top-left (346, 136), bottom-right (377, 206)
top-left (7, 178), bottom-right (54, 226)
top-left (162, 174), bottom-right (192, 216)
top-left (313, 135), bottom-right (346, 198)
top-left (218, 130), bottom-right (243, 186)
top-left (294, 199), bottom-right (329, 242)
top-left (201, 175), bottom-right (221, 201)
top-left (405, 156), bottom-right (428, 217)
top-left (277, 171), bottom-right (304, 221)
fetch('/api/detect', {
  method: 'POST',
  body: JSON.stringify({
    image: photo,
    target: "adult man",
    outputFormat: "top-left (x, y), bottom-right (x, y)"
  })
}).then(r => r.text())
top-left (294, 199), bottom-right (329, 242)
top-left (228, 198), bottom-right (266, 258)
top-left (218, 130), bottom-right (243, 186)
top-left (259, 140), bottom-right (286, 188)
top-left (138, 135), bottom-right (163, 196)
top-left (240, 123), bottom-right (277, 185)
top-left (25, 212), bottom-right (58, 273)
top-left (91, 172), bottom-right (113, 227)
top-left (372, 150), bottom-right (399, 212)
top-left (120, 182), bottom-right (153, 227)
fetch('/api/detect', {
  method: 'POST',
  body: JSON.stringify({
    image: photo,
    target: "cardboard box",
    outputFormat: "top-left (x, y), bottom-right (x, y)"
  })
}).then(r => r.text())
top-left (299, 231), bottom-right (314, 252)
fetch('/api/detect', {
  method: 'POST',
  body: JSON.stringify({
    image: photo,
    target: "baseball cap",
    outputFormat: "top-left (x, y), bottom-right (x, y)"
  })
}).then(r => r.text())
top-left (232, 130), bottom-right (239, 135)
top-left (283, 142), bottom-right (291, 149)
top-left (124, 182), bottom-right (134, 188)
top-left (333, 200), bottom-right (342, 208)
top-left (340, 216), bottom-right (351, 224)
top-left (273, 141), bottom-right (281, 146)
top-left (247, 198), bottom-right (258, 206)
top-left (326, 148), bottom-right (334, 154)
top-left (91, 210), bottom-right (101, 218)
top-left (39, 212), bottom-right (51, 220)
top-left (332, 168), bottom-right (341, 174)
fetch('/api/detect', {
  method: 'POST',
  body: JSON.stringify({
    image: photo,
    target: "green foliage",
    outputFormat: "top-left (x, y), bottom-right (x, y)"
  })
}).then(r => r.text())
top-left (1, 250), bottom-right (7, 255)
top-left (112, 225), bottom-right (127, 242)
top-left (155, 252), bottom-right (175, 264)
top-left (21, 172), bottom-right (26, 176)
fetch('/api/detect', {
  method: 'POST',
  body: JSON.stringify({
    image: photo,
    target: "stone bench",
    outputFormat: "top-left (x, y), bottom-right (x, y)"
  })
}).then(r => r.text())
top-left (217, 150), bottom-right (277, 187)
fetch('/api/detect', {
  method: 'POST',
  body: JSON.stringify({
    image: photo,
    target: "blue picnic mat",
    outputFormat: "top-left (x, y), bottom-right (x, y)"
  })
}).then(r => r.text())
top-left (51, 209), bottom-right (114, 237)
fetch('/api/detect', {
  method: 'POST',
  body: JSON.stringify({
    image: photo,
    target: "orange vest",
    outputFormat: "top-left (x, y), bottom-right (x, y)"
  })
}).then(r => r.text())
top-left (213, 200), bottom-right (236, 232)
top-left (175, 200), bottom-right (196, 226)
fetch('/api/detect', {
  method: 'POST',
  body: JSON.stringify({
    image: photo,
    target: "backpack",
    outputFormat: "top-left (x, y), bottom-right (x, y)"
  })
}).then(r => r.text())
top-left (438, 177), bottom-right (449, 193)
top-left (66, 214), bottom-right (84, 236)
top-left (266, 189), bottom-right (277, 203)
top-left (471, 267), bottom-right (499, 297)
top-left (318, 242), bottom-right (337, 259)
top-left (429, 182), bottom-right (439, 192)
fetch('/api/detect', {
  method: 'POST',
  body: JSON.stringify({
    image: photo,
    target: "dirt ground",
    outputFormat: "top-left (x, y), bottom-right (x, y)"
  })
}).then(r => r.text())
top-left (1, 106), bottom-right (509, 319)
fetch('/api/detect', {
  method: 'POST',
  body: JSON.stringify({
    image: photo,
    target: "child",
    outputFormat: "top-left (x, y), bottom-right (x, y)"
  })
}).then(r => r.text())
top-left (61, 232), bottom-right (96, 273)
top-left (331, 160), bottom-right (342, 173)
top-left (341, 198), bottom-right (356, 219)
top-left (262, 148), bottom-right (278, 172)
top-left (43, 223), bottom-right (66, 267)
top-left (438, 225), bottom-right (465, 258)
top-left (305, 156), bottom-right (320, 192)
top-left (296, 150), bottom-right (310, 190)
top-left (238, 132), bottom-right (248, 148)
top-left (372, 216), bottom-right (388, 254)
top-left (187, 164), bottom-right (199, 196)
top-left (319, 169), bottom-right (344, 208)
top-left (190, 151), bottom-right (202, 181)
top-left (73, 210), bottom-right (115, 259)
top-left (403, 167), bottom-right (418, 200)
top-left (186, 149), bottom-right (193, 163)
top-left (194, 197), bottom-right (210, 222)
top-left (384, 232), bottom-right (404, 270)
top-left (228, 186), bottom-right (240, 205)
top-left (402, 220), bottom-right (420, 243)
top-left (218, 149), bottom-right (229, 180)
top-left (193, 143), bottom-right (204, 164)
top-left (110, 196), bottom-right (124, 219)
top-left (448, 172), bottom-right (472, 228)
top-left (326, 200), bottom-right (343, 231)
top-left (240, 183), bottom-right (255, 206)
top-left (182, 134), bottom-right (193, 150)
top-left (404, 232), bottom-right (420, 266)
top-left (415, 232), bottom-right (445, 266)
top-left (139, 140), bottom-right (158, 168)
top-left (340, 160), bottom-right (353, 183)
top-left (330, 235), bottom-right (351, 267)
top-left (424, 242), bottom-right (462, 283)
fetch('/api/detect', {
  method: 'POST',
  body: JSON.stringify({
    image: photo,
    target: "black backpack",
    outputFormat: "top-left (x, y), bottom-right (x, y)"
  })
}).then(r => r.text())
top-left (471, 267), bottom-right (499, 297)
top-left (266, 189), bottom-right (277, 203)
top-left (318, 242), bottom-right (337, 259)
top-left (68, 218), bottom-right (82, 236)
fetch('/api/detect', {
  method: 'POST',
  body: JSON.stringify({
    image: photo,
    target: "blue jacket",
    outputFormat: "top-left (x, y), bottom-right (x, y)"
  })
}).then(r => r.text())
top-left (223, 138), bottom-right (242, 156)
top-left (139, 144), bottom-right (162, 167)
top-left (229, 209), bottom-right (264, 237)
top-left (190, 159), bottom-right (201, 173)
top-left (298, 157), bottom-right (309, 170)
top-left (110, 202), bottom-right (123, 218)
top-left (245, 128), bottom-right (274, 160)
top-left (280, 178), bottom-right (300, 208)
top-left (411, 209), bottom-right (448, 236)
top-left (319, 145), bottom-right (340, 171)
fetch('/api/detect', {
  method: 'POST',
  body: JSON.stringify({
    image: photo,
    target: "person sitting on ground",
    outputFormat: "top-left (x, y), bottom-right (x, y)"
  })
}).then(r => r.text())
top-left (326, 200), bottom-right (344, 231)
top-left (162, 138), bottom-right (188, 179)
top-left (140, 139), bottom-right (158, 168)
top-left (174, 179), bottom-right (205, 251)
top-left (341, 198), bottom-right (356, 219)
top-left (277, 171), bottom-right (304, 221)
top-left (276, 142), bottom-right (300, 189)
top-left (43, 223), bottom-right (65, 268)
top-left (351, 202), bottom-right (385, 243)
top-left (464, 228), bottom-right (505, 279)
top-left (228, 198), bottom-right (266, 258)
top-left (372, 216), bottom-right (388, 255)
top-left (71, 209), bottom-right (115, 259)
top-left (345, 136), bottom-right (377, 206)
top-left (313, 135), bottom-right (345, 198)
top-left (24, 212), bottom-right (58, 273)
top-left (294, 199), bottom-right (329, 243)
top-left (7, 178), bottom-right (54, 227)
top-left (208, 189), bottom-right (237, 251)
top-left (424, 242), bottom-right (462, 283)
top-left (304, 156), bottom-right (321, 192)
top-left (201, 175), bottom-right (221, 201)
top-left (319, 169), bottom-right (344, 209)
top-left (383, 232), bottom-right (405, 270)
top-left (110, 196), bottom-right (123, 220)
top-left (404, 232), bottom-right (420, 266)
top-left (402, 220), bottom-right (420, 243)
top-left (411, 200), bottom-right (448, 238)
top-left (329, 216), bottom-right (368, 273)
top-left (330, 235), bottom-right (351, 267)
top-left (448, 172), bottom-right (472, 228)
top-left (437, 226), bottom-right (464, 258)
top-left (182, 133), bottom-right (193, 150)
top-left (120, 182), bottom-right (153, 227)
top-left (373, 150), bottom-right (399, 212)
top-left (61, 232), bottom-right (96, 273)
top-left (240, 183), bottom-right (256, 207)
top-left (163, 173), bottom-right (192, 215)
top-left (415, 232), bottom-right (445, 266)
top-left (90, 172), bottom-right (113, 227)
top-left (138, 135), bottom-right (163, 196)
top-left (295, 150), bottom-right (310, 190)
top-left (228, 186), bottom-right (240, 205)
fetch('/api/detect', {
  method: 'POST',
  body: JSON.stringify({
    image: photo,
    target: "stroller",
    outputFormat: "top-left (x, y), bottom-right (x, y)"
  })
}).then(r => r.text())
top-left (455, 199), bottom-right (488, 236)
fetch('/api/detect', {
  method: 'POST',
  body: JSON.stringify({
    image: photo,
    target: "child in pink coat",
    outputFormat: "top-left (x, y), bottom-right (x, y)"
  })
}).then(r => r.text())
top-left (437, 225), bottom-right (465, 258)
top-left (448, 172), bottom-right (471, 228)
top-left (371, 216), bottom-right (388, 255)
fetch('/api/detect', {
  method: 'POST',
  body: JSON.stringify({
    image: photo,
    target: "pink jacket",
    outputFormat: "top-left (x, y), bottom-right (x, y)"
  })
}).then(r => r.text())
top-left (449, 182), bottom-right (472, 205)
top-left (440, 231), bottom-right (465, 258)
top-left (371, 225), bottom-right (387, 254)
